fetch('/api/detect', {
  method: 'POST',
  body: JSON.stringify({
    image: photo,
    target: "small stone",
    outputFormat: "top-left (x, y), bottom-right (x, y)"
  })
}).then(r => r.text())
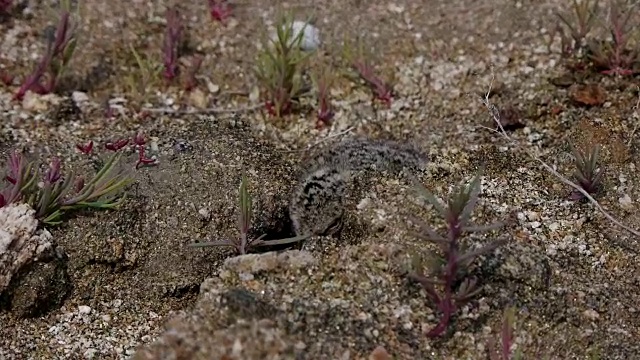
top-left (22, 91), bottom-right (49, 112)
top-left (569, 83), bottom-right (606, 107)
top-left (224, 250), bottom-right (316, 274)
top-left (224, 252), bottom-right (279, 274)
top-left (387, 3), bottom-right (405, 13)
top-left (271, 21), bottom-right (320, 51)
top-left (149, 137), bottom-right (159, 152)
top-left (583, 309), bottom-right (599, 320)
top-left (356, 198), bottom-right (370, 210)
top-left (293, 21), bottom-right (320, 51)
top-left (207, 82), bottom-right (220, 94)
top-left (277, 250), bottom-right (317, 269)
top-left (249, 86), bottom-right (260, 103)
top-left (231, 339), bottom-right (243, 356)
top-left (369, 346), bottom-right (392, 360)
top-left (238, 272), bottom-right (254, 281)
top-left (78, 305), bottom-right (91, 314)
top-left (198, 207), bottom-right (211, 221)
top-left (83, 348), bottom-right (98, 359)
top-left (526, 211), bottom-right (540, 221)
top-left (174, 139), bottom-right (193, 153)
top-left (619, 194), bottom-right (633, 210)
top-left (71, 91), bottom-right (89, 104)
top-left (188, 88), bottom-right (208, 108)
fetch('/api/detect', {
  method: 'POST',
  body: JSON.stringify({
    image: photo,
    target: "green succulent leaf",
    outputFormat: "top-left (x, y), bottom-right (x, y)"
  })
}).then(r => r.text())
top-left (188, 239), bottom-right (237, 248)
top-left (411, 177), bottom-right (447, 219)
top-left (238, 172), bottom-right (252, 235)
top-left (255, 234), bottom-right (310, 247)
top-left (458, 172), bottom-right (482, 224)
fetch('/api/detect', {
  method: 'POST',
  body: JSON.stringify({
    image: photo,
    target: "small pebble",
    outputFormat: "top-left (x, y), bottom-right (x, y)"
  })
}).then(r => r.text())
top-left (271, 20), bottom-right (320, 51)
top-left (198, 207), bottom-right (211, 221)
top-left (71, 91), bottom-right (89, 104)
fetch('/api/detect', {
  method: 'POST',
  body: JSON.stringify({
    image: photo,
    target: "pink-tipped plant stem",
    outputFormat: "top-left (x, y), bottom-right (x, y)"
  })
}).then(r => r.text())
top-left (14, 11), bottom-right (76, 100)
top-left (208, 0), bottom-right (232, 23)
top-left (352, 59), bottom-right (393, 106)
top-left (163, 7), bottom-right (182, 82)
top-left (184, 54), bottom-right (204, 91)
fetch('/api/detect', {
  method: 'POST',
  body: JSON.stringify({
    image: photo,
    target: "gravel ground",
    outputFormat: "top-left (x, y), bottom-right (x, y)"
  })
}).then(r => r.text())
top-left (1, 0), bottom-right (640, 359)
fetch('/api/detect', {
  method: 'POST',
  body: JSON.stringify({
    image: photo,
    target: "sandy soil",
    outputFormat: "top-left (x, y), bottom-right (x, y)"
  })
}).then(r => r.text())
top-left (1, 0), bottom-right (640, 359)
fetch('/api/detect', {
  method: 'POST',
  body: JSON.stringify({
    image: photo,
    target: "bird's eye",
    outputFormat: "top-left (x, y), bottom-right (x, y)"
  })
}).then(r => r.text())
top-left (322, 216), bottom-right (343, 236)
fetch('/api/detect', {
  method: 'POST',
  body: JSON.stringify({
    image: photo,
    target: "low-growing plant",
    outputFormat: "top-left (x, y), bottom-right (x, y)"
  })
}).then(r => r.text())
top-left (132, 132), bottom-right (158, 169)
top-left (555, 0), bottom-right (640, 75)
top-left (0, 0), bottom-right (12, 15)
top-left (488, 307), bottom-right (522, 360)
top-left (183, 54), bottom-right (204, 91)
top-left (587, 0), bottom-right (638, 76)
top-left (555, 0), bottom-right (600, 55)
top-left (208, 0), bottom-right (233, 23)
top-left (480, 72), bottom-right (640, 239)
top-left (76, 140), bottom-right (94, 155)
top-left (77, 133), bottom-right (157, 171)
top-left (0, 69), bottom-right (13, 86)
top-left (13, 8), bottom-right (78, 100)
top-left (105, 138), bottom-right (130, 152)
top-left (569, 143), bottom-right (603, 200)
top-left (190, 172), bottom-right (309, 255)
top-left (342, 36), bottom-right (393, 106)
top-left (124, 43), bottom-right (163, 99)
top-left (311, 64), bottom-right (335, 127)
top-left (0, 150), bottom-right (132, 225)
top-left (255, 13), bottom-right (311, 118)
top-left (407, 173), bottom-right (507, 337)
top-left (163, 6), bottom-right (182, 82)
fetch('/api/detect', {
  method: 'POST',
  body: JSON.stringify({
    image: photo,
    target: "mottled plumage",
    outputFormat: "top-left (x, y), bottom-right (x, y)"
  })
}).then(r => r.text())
top-left (289, 138), bottom-right (427, 236)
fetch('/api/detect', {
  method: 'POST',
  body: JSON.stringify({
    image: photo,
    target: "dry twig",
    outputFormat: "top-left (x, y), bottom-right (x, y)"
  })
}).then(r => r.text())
top-left (141, 103), bottom-right (264, 115)
top-left (478, 74), bottom-right (640, 238)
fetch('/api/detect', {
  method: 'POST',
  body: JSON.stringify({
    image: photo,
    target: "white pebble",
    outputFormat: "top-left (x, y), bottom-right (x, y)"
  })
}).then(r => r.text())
top-left (239, 272), bottom-right (255, 281)
top-left (583, 309), bottom-right (599, 320)
top-left (293, 21), bottom-right (320, 51)
top-left (78, 305), bottom-right (92, 314)
top-left (387, 3), bottom-right (405, 13)
top-left (198, 207), bottom-right (211, 220)
top-left (83, 348), bottom-right (98, 359)
top-left (271, 20), bottom-right (320, 51)
top-left (619, 194), bottom-right (633, 210)
top-left (72, 91), bottom-right (89, 104)
top-left (356, 198), bottom-right (370, 210)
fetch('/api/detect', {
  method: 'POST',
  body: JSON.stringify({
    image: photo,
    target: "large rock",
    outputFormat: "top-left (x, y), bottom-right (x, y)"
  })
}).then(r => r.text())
top-left (0, 203), bottom-right (71, 317)
top-left (132, 250), bottom-right (319, 360)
